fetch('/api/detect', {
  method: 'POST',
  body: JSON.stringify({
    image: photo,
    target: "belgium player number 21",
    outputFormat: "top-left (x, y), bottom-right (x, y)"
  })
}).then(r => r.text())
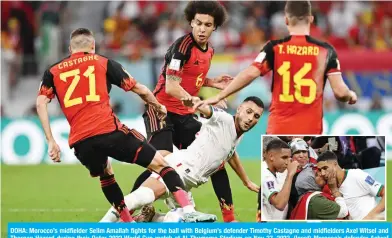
top-left (59, 65), bottom-right (100, 108)
top-left (277, 61), bottom-right (317, 104)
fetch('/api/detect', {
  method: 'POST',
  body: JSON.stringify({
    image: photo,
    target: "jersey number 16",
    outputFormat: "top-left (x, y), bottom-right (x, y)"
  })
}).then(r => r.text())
top-left (60, 66), bottom-right (100, 108)
top-left (277, 61), bottom-right (317, 104)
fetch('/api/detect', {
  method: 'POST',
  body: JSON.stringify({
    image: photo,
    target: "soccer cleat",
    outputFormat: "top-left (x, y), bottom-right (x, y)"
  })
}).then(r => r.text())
top-left (133, 204), bottom-right (156, 222)
top-left (183, 211), bottom-right (217, 223)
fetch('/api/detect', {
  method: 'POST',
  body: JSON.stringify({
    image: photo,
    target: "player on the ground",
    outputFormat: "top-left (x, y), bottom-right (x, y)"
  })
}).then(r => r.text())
top-left (36, 28), bottom-right (217, 223)
top-left (100, 96), bottom-right (263, 222)
top-left (198, 1), bottom-right (357, 134)
top-left (133, 1), bottom-right (239, 222)
top-left (262, 139), bottom-right (299, 220)
top-left (317, 151), bottom-right (385, 220)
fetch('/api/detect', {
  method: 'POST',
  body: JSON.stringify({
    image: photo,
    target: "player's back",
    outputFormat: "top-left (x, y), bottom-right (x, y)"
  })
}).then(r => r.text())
top-left (47, 53), bottom-right (121, 146)
top-left (183, 108), bottom-right (240, 181)
top-left (262, 35), bottom-right (340, 134)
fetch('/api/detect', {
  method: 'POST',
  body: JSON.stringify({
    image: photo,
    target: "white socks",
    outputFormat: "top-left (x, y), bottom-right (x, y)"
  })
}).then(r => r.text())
top-left (99, 186), bottom-right (156, 222)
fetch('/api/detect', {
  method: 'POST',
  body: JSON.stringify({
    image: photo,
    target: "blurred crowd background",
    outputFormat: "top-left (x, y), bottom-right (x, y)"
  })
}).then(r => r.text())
top-left (1, 1), bottom-right (392, 118)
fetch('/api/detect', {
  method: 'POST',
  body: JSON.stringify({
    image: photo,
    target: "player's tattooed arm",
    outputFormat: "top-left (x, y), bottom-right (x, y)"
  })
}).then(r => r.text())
top-left (165, 74), bottom-right (192, 100)
top-left (203, 75), bottom-right (233, 90)
top-left (228, 152), bottom-right (260, 192)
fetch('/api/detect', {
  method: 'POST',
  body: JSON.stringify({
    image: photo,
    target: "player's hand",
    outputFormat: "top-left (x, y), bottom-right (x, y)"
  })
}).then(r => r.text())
top-left (48, 140), bottom-right (61, 163)
top-left (348, 90), bottom-right (357, 105)
top-left (213, 99), bottom-right (228, 109)
top-left (327, 167), bottom-right (338, 189)
top-left (212, 74), bottom-right (233, 90)
top-left (244, 181), bottom-right (260, 192)
top-left (193, 96), bottom-right (221, 110)
top-left (318, 143), bottom-right (329, 154)
top-left (182, 96), bottom-right (200, 108)
top-left (287, 160), bottom-right (299, 177)
top-left (154, 104), bottom-right (167, 121)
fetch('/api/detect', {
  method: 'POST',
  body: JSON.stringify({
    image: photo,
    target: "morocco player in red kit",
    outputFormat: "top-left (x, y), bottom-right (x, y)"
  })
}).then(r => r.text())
top-left (200, 1), bottom-right (357, 134)
top-left (36, 28), bottom-right (217, 223)
top-left (131, 1), bottom-right (243, 222)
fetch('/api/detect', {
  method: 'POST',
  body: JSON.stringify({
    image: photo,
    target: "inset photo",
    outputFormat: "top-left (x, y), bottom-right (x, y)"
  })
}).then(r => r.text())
top-left (261, 136), bottom-right (386, 221)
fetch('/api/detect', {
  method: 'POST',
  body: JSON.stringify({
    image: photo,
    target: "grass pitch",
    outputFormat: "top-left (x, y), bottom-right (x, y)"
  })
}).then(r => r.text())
top-left (1, 160), bottom-right (260, 235)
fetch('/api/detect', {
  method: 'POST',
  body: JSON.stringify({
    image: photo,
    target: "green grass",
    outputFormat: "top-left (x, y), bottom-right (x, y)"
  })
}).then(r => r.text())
top-left (1, 160), bottom-right (391, 236)
top-left (1, 161), bottom-right (260, 234)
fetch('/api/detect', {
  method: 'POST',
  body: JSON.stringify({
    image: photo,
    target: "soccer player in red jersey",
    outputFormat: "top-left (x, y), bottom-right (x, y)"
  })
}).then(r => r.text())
top-left (36, 28), bottom-right (217, 223)
top-left (200, 1), bottom-right (358, 135)
top-left (132, 1), bottom-right (239, 222)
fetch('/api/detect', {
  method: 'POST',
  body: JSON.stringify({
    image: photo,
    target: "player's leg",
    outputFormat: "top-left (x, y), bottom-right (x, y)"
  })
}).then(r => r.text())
top-left (172, 114), bottom-right (201, 149)
top-left (257, 188), bottom-right (261, 222)
top-left (110, 128), bottom-right (216, 222)
top-left (131, 107), bottom-right (176, 193)
top-left (211, 167), bottom-right (236, 222)
top-left (100, 174), bottom-right (167, 222)
top-left (73, 137), bottom-right (133, 222)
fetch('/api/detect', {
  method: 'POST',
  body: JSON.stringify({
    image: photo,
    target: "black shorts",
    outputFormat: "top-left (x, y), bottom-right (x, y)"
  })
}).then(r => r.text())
top-left (73, 126), bottom-right (156, 177)
top-left (143, 105), bottom-right (202, 152)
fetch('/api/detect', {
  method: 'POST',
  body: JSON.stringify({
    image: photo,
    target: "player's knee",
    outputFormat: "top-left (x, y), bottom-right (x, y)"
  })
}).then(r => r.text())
top-left (124, 187), bottom-right (155, 210)
top-left (148, 152), bottom-right (168, 172)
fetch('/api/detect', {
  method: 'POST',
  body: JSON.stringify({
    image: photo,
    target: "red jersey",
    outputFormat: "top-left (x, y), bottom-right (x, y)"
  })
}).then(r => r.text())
top-left (153, 33), bottom-right (214, 115)
top-left (38, 52), bottom-right (136, 147)
top-left (252, 35), bottom-right (341, 134)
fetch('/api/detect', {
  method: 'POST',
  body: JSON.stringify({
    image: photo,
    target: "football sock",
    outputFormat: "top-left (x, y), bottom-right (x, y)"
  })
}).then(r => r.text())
top-left (130, 170), bottom-right (152, 192)
top-left (100, 174), bottom-right (133, 222)
top-left (211, 167), bottom-right (235, 222)
top-left (159, 166), bottom-right (194, 212)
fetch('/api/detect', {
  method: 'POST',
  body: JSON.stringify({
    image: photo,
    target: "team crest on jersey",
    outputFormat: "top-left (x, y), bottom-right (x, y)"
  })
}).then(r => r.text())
top-left (365, 175), bottom-right (375, 185)
top-left (266, 181), bottom-right (274, 190)
top-left (255, 51), bottom-right (266, 63)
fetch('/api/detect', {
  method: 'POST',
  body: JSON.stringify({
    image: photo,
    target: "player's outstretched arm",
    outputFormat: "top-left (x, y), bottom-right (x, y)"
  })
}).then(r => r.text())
top-left (363, 186), bottom-right (385, 220)
top-left (131, 82), bottom-right (167, 120)
top-left (197, 66), bottom-right (261, 107)
top-left (228, 152), bottom-right (260, 192)
top-left (166, 75), bottom-right (193, 101)
top-left (182, 97), bottom-right (212, 118)
top-left (328, 74), bottom-right (357, 104)
top-left (36, 95), bottom-right (61, 162)
top-left (203, 75), bottom-right (233, 90)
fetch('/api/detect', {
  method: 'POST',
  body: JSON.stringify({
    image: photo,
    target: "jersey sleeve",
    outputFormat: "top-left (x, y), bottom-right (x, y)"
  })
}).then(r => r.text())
top-left (165, 37), bottom-right (192, 78)
top-left (308, 195), bottom-right (340, 219)
top-left (251, 41), bottom-right (274, 76)
top-left (263, 174), bottom-right (279, 204)
top-left (38, 69), bottom-right (56, 100)
top-left (325, 46), bottom-right (342, 76)
top-left (106, 59), bottom-right (137, 91)
top-left (357, 170), bottom-right (384, 197)
top-left (205, 106), bottom-right (233, 124)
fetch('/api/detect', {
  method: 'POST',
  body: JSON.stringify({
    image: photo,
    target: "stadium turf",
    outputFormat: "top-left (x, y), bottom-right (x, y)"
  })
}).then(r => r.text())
top-left (1, 160), bottom-right (260, 234)
top-left (1, 160), bottom-right (390, 236)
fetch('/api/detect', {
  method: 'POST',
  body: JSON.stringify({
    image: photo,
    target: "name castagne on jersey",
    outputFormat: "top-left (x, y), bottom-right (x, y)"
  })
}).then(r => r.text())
top-left (58, 55), bottom-right (99, 69)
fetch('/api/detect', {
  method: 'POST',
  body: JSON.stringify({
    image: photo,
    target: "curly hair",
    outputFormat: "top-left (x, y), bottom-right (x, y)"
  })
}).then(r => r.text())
top-left (184, 1), bottom-right (228, 28)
